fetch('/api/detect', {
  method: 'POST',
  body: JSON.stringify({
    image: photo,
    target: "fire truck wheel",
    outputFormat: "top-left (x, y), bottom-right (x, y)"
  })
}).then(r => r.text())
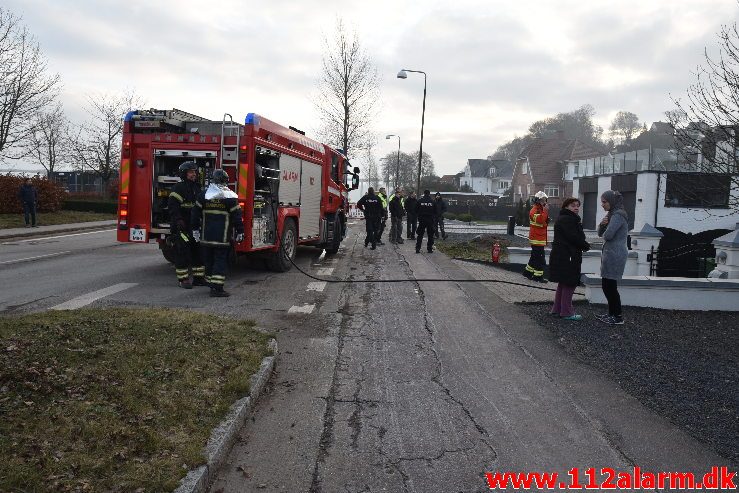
top-left (268, 219), bottom-right (297, 272)
top-left (325, 214), bottom-right (343, 255)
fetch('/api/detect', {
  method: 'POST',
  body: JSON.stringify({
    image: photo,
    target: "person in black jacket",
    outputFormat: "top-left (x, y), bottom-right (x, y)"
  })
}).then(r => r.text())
top-left (433, 192), bottom-right (448, 239)
top-left (168, 162), bottom-right (206, 289)
top-left (18, 178), bottom-right (38, 227)
top-left (415, 190), bottom-right (436, 253)
top-left (191, 169), bottom-right (244, 297)
top-left (404, 191), bottom-right (418, 239)
top-left (388, 188), bottom-right (405, 244)
top-left (357, 188), bottom-right (382, 250)
top-left (549, 197), bottom-right (590, 320)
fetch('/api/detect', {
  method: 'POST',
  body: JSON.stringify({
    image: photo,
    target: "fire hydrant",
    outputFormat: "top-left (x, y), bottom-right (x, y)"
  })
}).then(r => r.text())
top-left (491, 242), bottom-right (501, 263)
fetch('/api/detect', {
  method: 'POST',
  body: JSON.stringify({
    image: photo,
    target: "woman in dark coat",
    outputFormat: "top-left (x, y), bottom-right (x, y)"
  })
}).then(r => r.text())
top-left (549, 197), bottom-right (590, 320)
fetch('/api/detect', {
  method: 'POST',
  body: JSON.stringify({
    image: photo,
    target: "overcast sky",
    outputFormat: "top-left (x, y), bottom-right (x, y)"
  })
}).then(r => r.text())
top-left (5, 0), bottom-right (737, 176)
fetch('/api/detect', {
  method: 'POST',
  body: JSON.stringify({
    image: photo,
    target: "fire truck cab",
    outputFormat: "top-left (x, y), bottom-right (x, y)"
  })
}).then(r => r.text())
top-left (117, 108), bottom-right (359, 271)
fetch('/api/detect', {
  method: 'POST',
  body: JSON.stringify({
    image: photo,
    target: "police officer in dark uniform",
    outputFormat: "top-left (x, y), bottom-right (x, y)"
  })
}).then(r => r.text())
top-left (404, 191), bottom-right (418, 239)
top-left (191, 170), bottom-right (245, 297)
top-left (357, 187), bottom-right (382, 250)
top-left (375, 187), bottom-right (388, 245)
top-left (415, 189), bottom-right (436, 254)
top-left (168, 161), bottom-right (206, 288)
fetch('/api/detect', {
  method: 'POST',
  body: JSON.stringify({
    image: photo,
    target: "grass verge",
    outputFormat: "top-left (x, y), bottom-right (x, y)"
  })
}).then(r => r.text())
top-left (0, 308), bottom-right (273, 492)
top-left (435, 234), bottom-right (513, 262)
top-left (0, 211), bottom-right (116, 229)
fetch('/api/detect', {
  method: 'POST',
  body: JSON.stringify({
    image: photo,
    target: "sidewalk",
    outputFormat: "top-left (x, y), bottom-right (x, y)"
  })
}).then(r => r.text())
top-left (0, 220), bottom-right (117, 240)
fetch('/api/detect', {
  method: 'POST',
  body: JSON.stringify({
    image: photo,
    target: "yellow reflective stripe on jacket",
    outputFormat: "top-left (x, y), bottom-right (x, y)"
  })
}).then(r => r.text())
top-left (529, 239), bottom-right (546, 246)
top-left (229, 205), bottom-right (241, 213)
top-left (530, 221), bottom-right (545, 228)
top-left (170, 191), bottom-right (184, 203)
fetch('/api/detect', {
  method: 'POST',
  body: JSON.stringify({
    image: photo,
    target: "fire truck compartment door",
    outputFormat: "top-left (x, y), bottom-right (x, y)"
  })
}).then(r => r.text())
top-left (278, 154), bottom-right (301, 205)
top-left (299, 161), bottom-right (322, 238)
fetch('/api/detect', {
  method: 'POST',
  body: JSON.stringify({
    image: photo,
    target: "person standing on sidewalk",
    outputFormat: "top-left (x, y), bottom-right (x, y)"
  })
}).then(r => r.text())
top-left (375, 187), bottom-right (388, 245)
top-left (523, 191), bottom-right (550, 283)
top-left (18, 178), bottom-right (38, 228)
top-left (388, 188), bottom-right (405, 244)
top-left (168, 162), bottom-right (206, 289)
top-left (433, 192), bottom-right (448, 239)
top-left (357, 187), bottom-right (382, 249)
top-left (596, 190), bottom-right (629, 325)
top-left (415, 189), bottom-right (436, 254)
top-left (549, 198), bottom-right (590, 320)
top-left (191, 169), bottom-right (244, 297)
top-left (404, 191), bottom-right (418, 239)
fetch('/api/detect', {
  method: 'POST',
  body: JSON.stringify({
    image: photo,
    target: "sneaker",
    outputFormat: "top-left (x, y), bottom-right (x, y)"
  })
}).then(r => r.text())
top-left (179, 280), bottom-right (193, 289)
top-left (370, 245), bottom-right (376, 250)
top-left (415, 249), bottom-right (420, 254)
top-left (427, 249), bottom-right (433, 253)
top-left (562, 314), bottom-right (583, 321)
top-left (603, 315), bottom-right (624, 325)
top-left (210, 289), bottom-right (231, 297)
top-left (192, 277), bottom-right (208, 286)
top-left (397, 239), bottom-right (405, 244)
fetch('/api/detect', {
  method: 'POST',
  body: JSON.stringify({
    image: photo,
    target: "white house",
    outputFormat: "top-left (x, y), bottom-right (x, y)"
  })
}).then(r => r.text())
top-left (459, 159), bottom-right (512, 194)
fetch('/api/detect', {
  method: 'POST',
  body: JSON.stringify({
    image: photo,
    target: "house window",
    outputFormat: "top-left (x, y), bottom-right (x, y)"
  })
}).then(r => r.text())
top-left (489, 167), bottom-right (497, 178)
top-left (521, 161), bottom-right (528, 174)
top-left (527, 184), bottom-right (531, 195)
top-left (517, 185), bottom-right (522, 195)
top-left (544, 185), bottom-right (560, 197)
top-left (664, 173), bottom-right (730, 208)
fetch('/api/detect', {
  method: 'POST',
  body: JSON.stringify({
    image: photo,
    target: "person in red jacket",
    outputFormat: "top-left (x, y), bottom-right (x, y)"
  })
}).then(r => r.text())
top-left (523, 191), bottom-right (550, 283)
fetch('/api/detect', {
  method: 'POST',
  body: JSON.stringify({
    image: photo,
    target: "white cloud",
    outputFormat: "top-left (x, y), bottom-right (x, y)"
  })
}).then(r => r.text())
top-left (4, 0), bottom-right (737, 175)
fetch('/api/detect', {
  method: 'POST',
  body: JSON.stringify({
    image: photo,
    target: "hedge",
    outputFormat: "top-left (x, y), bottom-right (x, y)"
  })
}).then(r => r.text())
top-left (457, 213), bottom-right (473, 223)
top-left (0, 174), bottom-right (66, 214)
top-left (62, 200), bottom-right (118, 214)
top-left (443, 212), bottom-right (457, 220)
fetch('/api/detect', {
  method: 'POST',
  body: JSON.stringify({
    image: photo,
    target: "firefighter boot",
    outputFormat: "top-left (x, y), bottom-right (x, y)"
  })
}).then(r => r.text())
top-left (210, 287), bottom-right (231, 298)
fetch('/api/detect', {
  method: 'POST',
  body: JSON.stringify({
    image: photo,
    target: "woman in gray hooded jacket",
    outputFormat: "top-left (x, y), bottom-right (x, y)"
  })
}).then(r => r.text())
top-left (597, 190), bottom-right (629, 325)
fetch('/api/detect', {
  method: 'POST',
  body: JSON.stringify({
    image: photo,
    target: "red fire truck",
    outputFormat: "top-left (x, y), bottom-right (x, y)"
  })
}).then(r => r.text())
top-left (117, 108), bottom-right (359, 271)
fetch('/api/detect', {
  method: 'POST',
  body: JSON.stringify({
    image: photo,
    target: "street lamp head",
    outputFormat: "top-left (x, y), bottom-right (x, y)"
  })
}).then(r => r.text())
top-left (397, 70), bottom-right (408, 79)
top-left (386, 134), bottom-right (397, 139)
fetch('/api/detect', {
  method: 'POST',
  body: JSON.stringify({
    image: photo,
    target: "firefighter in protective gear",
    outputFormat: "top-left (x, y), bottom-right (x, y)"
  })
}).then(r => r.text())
top-left (168, 161), bottom-right (206, 289)
top-left (524, 191), bottom-right (550, 283)
top-left (191, 169), bottom-right (245, 297)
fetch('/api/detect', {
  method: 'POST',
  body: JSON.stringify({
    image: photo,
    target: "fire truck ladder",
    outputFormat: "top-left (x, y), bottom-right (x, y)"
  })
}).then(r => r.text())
top-left (220, 113), bottom-right (241, 192)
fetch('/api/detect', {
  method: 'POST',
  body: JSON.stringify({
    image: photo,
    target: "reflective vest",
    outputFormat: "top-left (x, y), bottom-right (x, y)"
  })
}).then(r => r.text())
top-left (528, 202), bottom-right (549, 246)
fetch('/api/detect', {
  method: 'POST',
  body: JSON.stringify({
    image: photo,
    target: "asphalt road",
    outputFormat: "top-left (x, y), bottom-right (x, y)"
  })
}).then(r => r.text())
top-left (1, 223), bottom-right (732, 492)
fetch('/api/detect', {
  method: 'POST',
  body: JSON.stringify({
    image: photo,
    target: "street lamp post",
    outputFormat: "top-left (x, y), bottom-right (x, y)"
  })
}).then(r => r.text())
top-left (385, 134), bottom-right (400, 190)
top-left (397, 69), bottom-right (426, 195)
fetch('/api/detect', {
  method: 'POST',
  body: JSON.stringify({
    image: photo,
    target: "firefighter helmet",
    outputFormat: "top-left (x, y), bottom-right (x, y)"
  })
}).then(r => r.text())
top-left (178, 161), bottom-right (198, 179)
top-left (534, 191), bottom-right (548, 201)
top-left (211, 169), bottom-right (229, 185)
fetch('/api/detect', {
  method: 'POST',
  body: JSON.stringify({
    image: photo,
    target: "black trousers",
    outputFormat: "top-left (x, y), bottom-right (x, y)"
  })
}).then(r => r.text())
top-left (525, 245), bottom-right (546, 278)
top-left (365, 216), bottom-right (380, 247)
top-left (202, 246), bottom-right (229, 290)
top-left (390, 215), bottom-right (403, 242)
top-left (601, 278), bottom-right (622, 316)
top-left (435, 217), bottom-right (445, 238)
top-left (174, 233), bottom-right (205, 281)
top-left (415, 218), bottom-right (435, 252)
top-left (376, 216), bottom-right (387, 242)
top-left (406, 214), bottom-right (417, 238)
top-left (22, 201), bottom-right (36, 226)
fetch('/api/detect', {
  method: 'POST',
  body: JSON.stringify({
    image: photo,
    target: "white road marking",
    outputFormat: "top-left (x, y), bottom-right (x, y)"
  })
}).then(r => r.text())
top-left (307, 282), bottom-right (327, 292)
top-left (288, 304), bottom-right (315, 314)
top-left (0, 251), bottom-right (72, 265)
top-left (50, 283), bottom-right (138, 311)
top-left (316, 267), bottom-right (334, 276)
top-left (2, 229), bottom-right (116, 244)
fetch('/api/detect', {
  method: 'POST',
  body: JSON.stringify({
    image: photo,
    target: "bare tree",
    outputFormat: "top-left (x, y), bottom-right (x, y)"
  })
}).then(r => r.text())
top-left (24, 102), bottom-right (67, 176)
top-left (363, 142), bottom-right (380, 189)
top-left (314, 19), bottom-right (380, 159)
top-left (609, 111), bottom-right (641, 144)
top-left (0, 8), bottom-right (60, 159)
top-left (667, 20), bottom-right (739, 214)
top-left (69, 91), bottom-right (144, 193)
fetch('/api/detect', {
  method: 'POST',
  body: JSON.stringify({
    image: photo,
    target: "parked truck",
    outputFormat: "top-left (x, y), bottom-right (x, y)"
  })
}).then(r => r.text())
top-left (117, 108), bottom-right (359, 271)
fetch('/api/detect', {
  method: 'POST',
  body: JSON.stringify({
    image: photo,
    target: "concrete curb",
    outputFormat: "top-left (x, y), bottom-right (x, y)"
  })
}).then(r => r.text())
top-left (0, 223), bottom-right (116, 241)
top-left (174, 338), bottom-right (278, 493)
